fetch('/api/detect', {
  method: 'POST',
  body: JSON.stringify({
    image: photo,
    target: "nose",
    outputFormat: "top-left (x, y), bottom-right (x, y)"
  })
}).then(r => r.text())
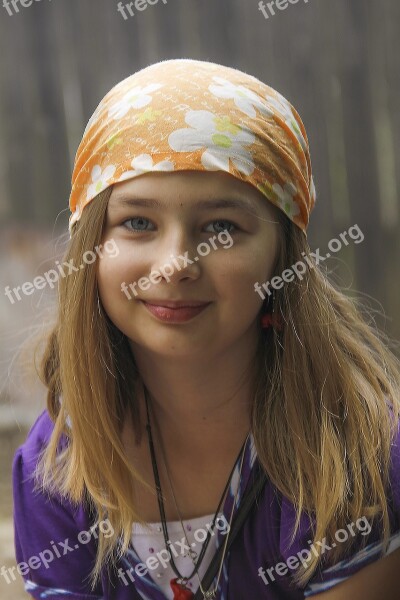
top-left (149, 227), bottom-right (201, 283)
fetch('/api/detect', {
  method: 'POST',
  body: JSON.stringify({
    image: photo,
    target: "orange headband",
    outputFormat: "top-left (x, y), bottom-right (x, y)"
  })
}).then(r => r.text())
top-left (68, 58), bottom-right (316, 236)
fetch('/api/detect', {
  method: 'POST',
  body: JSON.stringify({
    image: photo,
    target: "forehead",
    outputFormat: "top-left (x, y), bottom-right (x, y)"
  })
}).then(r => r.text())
top-left (108, 170), bottom-right (280, 219)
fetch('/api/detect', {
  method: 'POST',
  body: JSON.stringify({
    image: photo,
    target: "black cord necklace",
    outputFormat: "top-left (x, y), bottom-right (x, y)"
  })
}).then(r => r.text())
top-left (143, 385), bottom-right (248, 590)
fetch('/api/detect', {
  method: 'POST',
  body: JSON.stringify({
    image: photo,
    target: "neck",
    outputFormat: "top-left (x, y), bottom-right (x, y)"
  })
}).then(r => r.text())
top-left (130, 334), bottom-right (262, 461)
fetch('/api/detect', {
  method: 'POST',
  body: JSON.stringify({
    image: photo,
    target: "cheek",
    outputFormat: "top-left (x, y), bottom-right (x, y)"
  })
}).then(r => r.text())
top-left (214, 240), bottom-right (278, 310)
top-left (96, 254), bottom-right (136, 333)
top-left (210, 257), bottom-right (266, 311)
top-left (97, 252), bottom-right (131, 305)
top-left (215, 244), bottom-right (277, 286)
top-left (250, 236), bottom-right (279, 283)
top-left (98, 241), bottom-right (140, 284)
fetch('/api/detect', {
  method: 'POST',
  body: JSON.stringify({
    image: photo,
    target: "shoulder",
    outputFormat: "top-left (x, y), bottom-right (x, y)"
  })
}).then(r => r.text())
top-left (291, 412), bottom-right (400, 597)
top-left (388, 407), bottom-right (400, 514)
top-left (12, 408), bottom-right (72, 520)
top-left (13, 408), bottom-right (60, 470)
top-left (238, 413), bottom-right (400, 598)
top-left (12, 409), bottom-right (104, 598)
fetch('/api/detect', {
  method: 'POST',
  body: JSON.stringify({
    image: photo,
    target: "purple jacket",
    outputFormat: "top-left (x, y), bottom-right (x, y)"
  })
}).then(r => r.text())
top-left (12, 409), bottom-right (400, 599)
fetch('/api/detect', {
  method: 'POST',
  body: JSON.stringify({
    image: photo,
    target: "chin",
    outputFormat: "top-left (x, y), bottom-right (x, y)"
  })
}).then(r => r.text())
top-left (131, 329), bottom-right (213, 353)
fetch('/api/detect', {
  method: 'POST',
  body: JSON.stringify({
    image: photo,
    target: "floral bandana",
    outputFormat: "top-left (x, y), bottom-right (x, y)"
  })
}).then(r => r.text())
top-left (68, 58), bottom-right (316, 237)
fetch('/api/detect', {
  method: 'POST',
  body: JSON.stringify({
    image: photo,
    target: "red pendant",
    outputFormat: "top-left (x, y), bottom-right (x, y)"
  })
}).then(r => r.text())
top-left (170, 577), bottom-right (194, 600)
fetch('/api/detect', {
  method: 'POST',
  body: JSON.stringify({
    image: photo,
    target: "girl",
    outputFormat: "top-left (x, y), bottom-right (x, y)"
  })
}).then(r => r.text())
top-left (12, 58), bottom-right (400, 600)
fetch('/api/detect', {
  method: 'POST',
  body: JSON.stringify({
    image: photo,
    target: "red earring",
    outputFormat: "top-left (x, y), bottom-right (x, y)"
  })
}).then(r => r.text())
top-left (261, 312), bottom-right (274, 328)
top-left (261, 291), bottom-right (283, 331)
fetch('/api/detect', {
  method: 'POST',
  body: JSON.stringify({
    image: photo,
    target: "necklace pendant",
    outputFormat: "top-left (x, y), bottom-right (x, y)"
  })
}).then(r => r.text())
top-left (170, 577), bottom-right (194, 600)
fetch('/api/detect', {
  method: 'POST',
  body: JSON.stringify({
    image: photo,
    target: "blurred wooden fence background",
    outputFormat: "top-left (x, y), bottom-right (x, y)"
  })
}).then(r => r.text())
top-left (0, 3), bottom-right (399, 598)
top-left (0, 0), bottom-right (399, 335)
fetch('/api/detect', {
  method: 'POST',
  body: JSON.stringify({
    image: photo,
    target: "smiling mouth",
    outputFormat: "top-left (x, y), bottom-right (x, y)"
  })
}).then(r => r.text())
top-left (140, 300), bottom-right (211, 323)
top-left (140, 299), bottom-right (211, 309)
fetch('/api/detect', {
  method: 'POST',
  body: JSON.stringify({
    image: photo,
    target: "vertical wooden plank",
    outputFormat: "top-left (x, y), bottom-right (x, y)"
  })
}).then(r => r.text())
top-left (281, 2), bottom-right (335, 246)
top-left (364, 1), bottom-right (398, 230)
top-left (312, 2), bottom-right (351, 234)
top-left (330, 0), bottom-right (383, 297)
top-left (0, 9), bottom-right (12, 222)
top-left (27, 4), bottom-right (71, 222)
top-left (0, 9), bottom-right (37, 222)
top-left (176, 0), bottom-right (202, 58)
top-left (363, 0), bottom-right (400, 338)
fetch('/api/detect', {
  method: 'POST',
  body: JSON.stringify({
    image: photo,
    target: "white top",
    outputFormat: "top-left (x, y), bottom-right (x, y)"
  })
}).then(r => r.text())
top-left (131, 512), bottom-right (223, 599)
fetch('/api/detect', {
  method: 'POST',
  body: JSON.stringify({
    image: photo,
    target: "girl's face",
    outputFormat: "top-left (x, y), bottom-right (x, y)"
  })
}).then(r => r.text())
top-left (97, 171), bottom-right (281, 358)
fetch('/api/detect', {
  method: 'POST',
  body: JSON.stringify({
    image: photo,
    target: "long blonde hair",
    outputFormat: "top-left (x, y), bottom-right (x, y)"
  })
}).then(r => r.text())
top-left (34, 185), bottom-right (400, 589)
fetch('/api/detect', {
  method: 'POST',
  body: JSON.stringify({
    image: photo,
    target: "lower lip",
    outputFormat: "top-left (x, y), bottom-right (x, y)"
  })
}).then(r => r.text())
top-left (140, 301), bottom-right (210, 323)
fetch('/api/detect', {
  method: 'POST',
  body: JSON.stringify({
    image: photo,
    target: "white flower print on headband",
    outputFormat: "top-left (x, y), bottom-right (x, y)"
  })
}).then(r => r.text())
top-left (265, 92), bottom-right (307, 152)
top-left (86, 165), bottom-right (116, 200)
top-left (108, 83), bottom-right (164, 121)
top-left (168, 109), bottom-right (256, 176)
top-left (209, 76), bottom-right (274, 119)
top-left (118, 154), bottom-right (175, 181)
top-left (258, 180), bottom-right (300, 219)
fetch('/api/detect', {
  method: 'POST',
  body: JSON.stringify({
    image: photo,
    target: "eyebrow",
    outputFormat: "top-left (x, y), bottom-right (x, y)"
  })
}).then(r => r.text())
top-left (110, 195), bottom-right (261, 214)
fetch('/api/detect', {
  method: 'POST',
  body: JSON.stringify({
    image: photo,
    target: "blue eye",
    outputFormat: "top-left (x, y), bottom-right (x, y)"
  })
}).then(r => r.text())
top-left (205, 220), bottom-right (238, 234)
top-left (121, 217), bottom-right (238, 234)
top-left (122, 217), bottom-right (153, 232)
